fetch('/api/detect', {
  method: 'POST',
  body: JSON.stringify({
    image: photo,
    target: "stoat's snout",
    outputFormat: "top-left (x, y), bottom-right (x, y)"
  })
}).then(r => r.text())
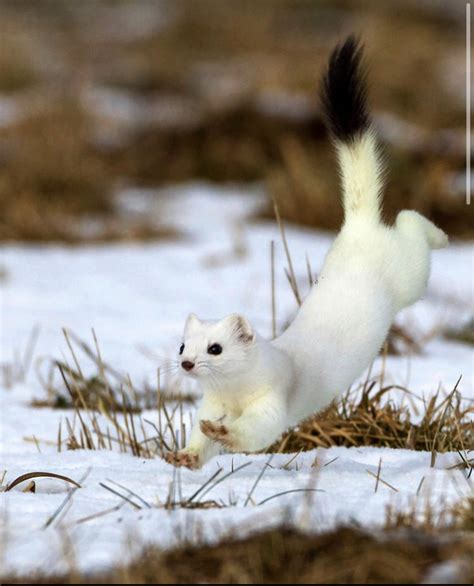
top-left (181, 360), bottom-right (195, 372)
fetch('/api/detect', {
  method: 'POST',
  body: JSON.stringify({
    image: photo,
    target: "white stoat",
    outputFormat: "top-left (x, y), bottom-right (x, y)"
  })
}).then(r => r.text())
top-left (165, 313), bottom-right (294, 469)
top-left (165, 36), bottom-right (448, 469)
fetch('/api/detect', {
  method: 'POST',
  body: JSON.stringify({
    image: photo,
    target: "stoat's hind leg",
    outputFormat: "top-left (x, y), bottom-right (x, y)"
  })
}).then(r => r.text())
top-left (392, 210), bottom-right (448, 310)
top-left (396, 210), bottom-right (448, 250)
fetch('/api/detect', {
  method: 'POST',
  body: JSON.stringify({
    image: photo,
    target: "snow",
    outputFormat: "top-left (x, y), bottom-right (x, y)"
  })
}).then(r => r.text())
top-left (0, 183), bottom-right (473, 577)
top-left (1, 448), bottom-right (470, 576)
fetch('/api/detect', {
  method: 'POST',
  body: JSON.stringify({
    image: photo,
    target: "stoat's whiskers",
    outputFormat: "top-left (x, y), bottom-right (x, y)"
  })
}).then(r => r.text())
top-left (156, 362), bottom-right (179, 376)
top-left (197, 361), bottom-right (225, 390)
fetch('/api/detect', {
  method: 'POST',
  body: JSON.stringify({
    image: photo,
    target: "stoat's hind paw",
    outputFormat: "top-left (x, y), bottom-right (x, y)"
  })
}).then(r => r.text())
top-left (164, 450), bottom-right (201, 470)
top-left (200, 420), bottom-right (233, 448)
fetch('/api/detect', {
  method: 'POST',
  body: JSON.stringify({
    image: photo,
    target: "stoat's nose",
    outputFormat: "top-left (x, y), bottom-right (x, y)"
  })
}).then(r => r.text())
top-left (181, 360), bottom-right (195, 372)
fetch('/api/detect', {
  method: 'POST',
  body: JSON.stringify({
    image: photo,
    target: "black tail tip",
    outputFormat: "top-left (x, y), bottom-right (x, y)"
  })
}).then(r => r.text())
top-left (320, 35), bottom-right (371, 142)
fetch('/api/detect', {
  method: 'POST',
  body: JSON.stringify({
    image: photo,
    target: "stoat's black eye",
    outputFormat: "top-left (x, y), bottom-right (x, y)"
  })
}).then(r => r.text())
top-left (207, 343), bottom-right (222, 355)
top-left (179, 343), bottom-right (185, 355)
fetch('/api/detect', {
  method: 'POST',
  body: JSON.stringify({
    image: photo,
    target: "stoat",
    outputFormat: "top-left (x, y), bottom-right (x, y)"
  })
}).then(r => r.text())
top-left (165, 36), bottom-right (448, 469)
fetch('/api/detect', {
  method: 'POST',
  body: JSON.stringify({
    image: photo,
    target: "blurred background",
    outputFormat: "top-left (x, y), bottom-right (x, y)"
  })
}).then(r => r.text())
top-left (0, 0), bottom-right (470, 243)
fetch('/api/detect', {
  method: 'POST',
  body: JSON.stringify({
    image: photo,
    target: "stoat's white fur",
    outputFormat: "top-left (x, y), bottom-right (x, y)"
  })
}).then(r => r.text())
top-left (275, 131), bottom-right (447, 426)
top-left (165, 38), bottom-right (448, 469)
top-left (165, 313), bottom-right (294, 468)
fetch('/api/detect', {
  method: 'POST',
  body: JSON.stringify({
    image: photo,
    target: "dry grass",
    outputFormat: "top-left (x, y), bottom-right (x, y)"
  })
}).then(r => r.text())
top-left (268, 135), bottom-right (473, 238)
top-left (57, 383), bottom-right (188, 459)
top-left (3, 523), bottom-right (473, 584)
top-left (122, 0), bottom-right (463, 127)
top-left (50, 379), bottom-right (179, 458)
top-left (35, 329), bottom-right (195, 412)
top-left (0, 1), bottom-right (470, 241)
top-left (384, 323), bottom-right (423, 355)
top-left (0, 95), bottom-right (175, 242)
top-left (107, 94), bottom-right (324, 186)
top-left (37, 330), bottom-right (192, 459)
top-left (386, 495), bottom-right (474, 535)
top-left (0, 97), bottom-right (112, 241)
top-left (1, 326), bottom-right (40, 389)
top-left (130, 0), bottom-right (470, 237)
top-left (445, 317), bottom-right (474, 346)
top-left (273, 374), bottom-right (473, 458)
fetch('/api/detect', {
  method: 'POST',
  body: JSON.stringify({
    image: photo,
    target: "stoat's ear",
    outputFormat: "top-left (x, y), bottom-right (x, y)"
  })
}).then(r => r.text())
top-left (222, 313), bottom-right (255, 344)
top-left (184, 313), bottom-right (202, 335)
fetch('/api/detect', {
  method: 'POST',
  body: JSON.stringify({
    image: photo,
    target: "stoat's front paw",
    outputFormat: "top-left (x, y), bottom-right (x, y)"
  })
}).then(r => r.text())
top-left (200, 420), bottom-right (236, 450)
top-left (164, 450), bottom-right (201, 470)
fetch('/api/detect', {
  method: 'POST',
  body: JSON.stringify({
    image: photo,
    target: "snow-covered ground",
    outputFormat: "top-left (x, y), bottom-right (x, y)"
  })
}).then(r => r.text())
top-left (0, 184), bottom-right (473, 577)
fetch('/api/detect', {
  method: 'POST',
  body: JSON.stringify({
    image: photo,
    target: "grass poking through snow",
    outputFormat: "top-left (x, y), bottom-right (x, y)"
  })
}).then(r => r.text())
top-left (273, 375), bottom-right (473, 458)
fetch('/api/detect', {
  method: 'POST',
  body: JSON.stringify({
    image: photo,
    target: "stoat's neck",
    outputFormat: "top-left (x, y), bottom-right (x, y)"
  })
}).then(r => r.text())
top-left (201, 369), bottom-right (254, 396)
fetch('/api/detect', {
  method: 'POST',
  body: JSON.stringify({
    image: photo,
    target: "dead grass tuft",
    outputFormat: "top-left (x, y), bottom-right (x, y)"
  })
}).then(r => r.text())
top-left (57, 376), bottom-right (189, 460)
top-left (56, 374), bottom-right (186, 459)
top-left (26, 329), bottom-right (191, 458)
top-left (445, 317), bottom-right (474, 346)
top-left (1, 326), bottom-right (40, 389)
top-left (273, 375), bottom-right (473, 455)
top-left (36, 329), bottom-right (194, 412)
top-left (385, 495), bottom-right (474, 537)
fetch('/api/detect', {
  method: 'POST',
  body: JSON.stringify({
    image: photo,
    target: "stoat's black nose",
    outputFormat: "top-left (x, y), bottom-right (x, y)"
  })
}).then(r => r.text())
top-left (181, 361), bottom-right (195, 372)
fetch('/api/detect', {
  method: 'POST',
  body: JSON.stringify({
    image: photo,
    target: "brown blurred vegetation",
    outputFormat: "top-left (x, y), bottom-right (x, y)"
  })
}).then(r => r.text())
top-left (4, 522), bottom-right (474, 583)
top-left (0, 0), bottom-right (470, 241)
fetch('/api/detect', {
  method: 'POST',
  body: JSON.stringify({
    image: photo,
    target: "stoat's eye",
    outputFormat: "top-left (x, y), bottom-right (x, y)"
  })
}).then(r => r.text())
top-left (179, 343), bottom-right (185, 355)
top-left (207, 343), bottom-right (222, 355)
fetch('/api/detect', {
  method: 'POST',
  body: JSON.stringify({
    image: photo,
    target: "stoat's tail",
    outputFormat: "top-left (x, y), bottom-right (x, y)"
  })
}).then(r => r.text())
top-left (320, 36), bottom-right (383, 223)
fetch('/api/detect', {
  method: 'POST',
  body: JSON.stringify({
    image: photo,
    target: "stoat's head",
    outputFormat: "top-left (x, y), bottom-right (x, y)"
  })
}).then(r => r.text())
top-left (178, 312), bottom-right (256, 384)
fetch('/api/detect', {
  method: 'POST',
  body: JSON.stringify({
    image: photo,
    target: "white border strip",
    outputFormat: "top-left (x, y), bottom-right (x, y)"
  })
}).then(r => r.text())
top-left (467, 2), bottom-right (471, 205)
